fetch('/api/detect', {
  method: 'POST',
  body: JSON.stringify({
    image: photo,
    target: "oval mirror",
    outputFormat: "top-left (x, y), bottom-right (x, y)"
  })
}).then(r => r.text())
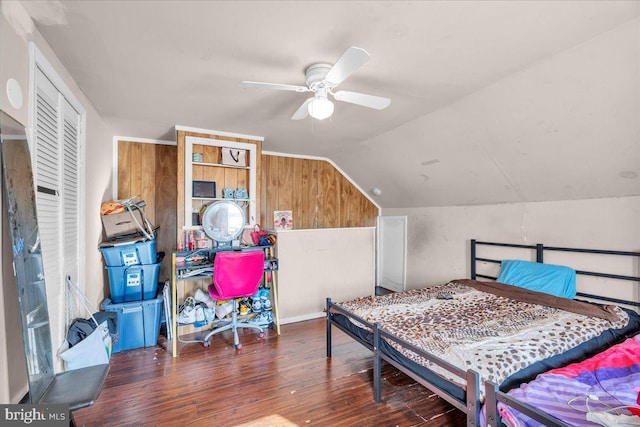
top-left (201, 201), bottom-right (245, 243)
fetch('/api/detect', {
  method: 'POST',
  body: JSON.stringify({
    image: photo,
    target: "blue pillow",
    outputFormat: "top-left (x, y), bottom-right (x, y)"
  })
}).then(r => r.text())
top-left (496, 260), bottom-right (576, 299)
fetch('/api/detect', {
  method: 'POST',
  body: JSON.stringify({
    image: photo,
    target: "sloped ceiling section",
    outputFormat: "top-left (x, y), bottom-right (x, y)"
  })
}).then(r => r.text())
top-left (338, 19), bottom-right (640, 207)
top-left (22, 1), bottom-right (640, 208)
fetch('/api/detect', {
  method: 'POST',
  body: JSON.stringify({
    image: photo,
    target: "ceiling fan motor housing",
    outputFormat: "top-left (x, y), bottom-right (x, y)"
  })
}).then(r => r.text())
top-left (305, 63), bottom-right (333, 90)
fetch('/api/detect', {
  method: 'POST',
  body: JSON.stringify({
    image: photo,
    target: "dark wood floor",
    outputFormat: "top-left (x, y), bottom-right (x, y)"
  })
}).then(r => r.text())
top-left (73, 318), bottom-right (465, 427)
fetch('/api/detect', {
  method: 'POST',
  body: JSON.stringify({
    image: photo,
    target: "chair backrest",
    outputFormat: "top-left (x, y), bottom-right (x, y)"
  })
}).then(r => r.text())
top-left (212, 250), bottom-right (265, 299)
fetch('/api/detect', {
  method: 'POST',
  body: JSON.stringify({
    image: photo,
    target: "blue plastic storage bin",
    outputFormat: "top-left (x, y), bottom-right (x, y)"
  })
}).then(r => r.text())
top-left (107, 262), bottom-right (160, 303)
top-left (100, 296), bottom-right (163, 353)
top-left (99, 239), bottom-right (157, 267)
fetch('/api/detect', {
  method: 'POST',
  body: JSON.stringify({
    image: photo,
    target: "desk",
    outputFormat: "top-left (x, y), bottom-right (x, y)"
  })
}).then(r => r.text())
top-left (169, 245), bottom-right (279, 357)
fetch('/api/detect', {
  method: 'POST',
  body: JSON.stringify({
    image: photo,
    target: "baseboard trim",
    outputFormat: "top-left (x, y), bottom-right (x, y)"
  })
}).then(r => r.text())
top-left (279, 312), bottom-right (325, 325)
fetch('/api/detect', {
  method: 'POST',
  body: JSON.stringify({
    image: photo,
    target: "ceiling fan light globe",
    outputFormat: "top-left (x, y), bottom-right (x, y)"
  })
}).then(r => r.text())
top-left (308, 98), bottom-right (334, 120)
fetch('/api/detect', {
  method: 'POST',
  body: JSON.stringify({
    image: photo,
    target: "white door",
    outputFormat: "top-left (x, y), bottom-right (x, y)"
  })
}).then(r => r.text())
top-left (376, 216), bottom-right (407, 292)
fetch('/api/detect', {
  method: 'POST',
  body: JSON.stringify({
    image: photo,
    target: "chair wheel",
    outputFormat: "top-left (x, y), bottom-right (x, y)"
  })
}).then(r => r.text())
top-left (258, 332), bottom-right (264, 339)
top-left (235, 343), bottom-right (242, 350)
top-left (203, 341), bottom-right (210, 348)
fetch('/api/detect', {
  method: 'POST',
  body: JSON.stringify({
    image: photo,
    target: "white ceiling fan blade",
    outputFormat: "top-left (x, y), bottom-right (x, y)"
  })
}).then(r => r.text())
top-left (291, 97), bottom-right (314, 120)
top-left (240, 81), bottom-right (310, 92)
top-left (333, 90), bottom-right (391, 110)
top-left (324, 47), bottom-right (370, 86)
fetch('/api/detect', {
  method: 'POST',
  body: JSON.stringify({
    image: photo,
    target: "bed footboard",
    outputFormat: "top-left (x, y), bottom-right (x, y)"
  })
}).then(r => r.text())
top-left (326, 297), bottom-right (376, 355)
top-left (326, 297), bottom-right (483, 427)
top-left (374, 323), bottom-right (481, 425)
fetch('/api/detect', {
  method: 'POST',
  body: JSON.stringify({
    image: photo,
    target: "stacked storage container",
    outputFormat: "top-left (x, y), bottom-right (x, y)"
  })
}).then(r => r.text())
top-left (100, 239), bottom-right (160, 303)
top-left (100, 296), bottom-right (163, 353)
top-left (99, 237), bottom-right (163, 352)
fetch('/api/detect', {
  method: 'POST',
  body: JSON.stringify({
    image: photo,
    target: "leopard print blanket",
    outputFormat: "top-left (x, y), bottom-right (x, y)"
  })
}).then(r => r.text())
top-left (336, 281), bottom-right (628, 398)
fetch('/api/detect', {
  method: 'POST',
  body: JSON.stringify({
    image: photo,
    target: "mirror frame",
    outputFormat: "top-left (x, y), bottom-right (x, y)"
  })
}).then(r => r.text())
top-left (201, 201), bottom-right (245, 243)
top-left (1, 111), bottom-right (55, 403)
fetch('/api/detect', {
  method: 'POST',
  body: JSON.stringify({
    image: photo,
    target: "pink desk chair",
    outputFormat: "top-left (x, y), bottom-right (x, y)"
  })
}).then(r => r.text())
top-left (203, 250), bottom-right (265, 349)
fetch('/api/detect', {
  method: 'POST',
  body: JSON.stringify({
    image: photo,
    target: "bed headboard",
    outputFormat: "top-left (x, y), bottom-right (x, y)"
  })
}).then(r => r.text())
top-left (470, 239), bottom-right (640, 308)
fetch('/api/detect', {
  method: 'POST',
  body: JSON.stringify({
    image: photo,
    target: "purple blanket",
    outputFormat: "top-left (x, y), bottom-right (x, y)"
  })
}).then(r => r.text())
top-left (494, 336), bottom-right (640, 427)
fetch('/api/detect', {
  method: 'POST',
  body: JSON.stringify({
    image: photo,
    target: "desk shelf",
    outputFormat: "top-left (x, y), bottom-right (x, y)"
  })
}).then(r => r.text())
top-left (169, 246), bottom-right (280, 357)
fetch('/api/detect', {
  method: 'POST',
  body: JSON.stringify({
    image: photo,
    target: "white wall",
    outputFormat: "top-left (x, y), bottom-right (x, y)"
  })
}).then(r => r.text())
top-left (384, 196), bottom-right (640, 298)
top-left (275, 228), bottom-right (376, 323)
top-left (0, 1), bottom-right (114, 402)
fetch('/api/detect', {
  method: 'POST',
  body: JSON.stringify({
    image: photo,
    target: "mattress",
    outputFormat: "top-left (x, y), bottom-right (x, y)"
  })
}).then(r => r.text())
top-left (332, 280), bottom-right (640, 401)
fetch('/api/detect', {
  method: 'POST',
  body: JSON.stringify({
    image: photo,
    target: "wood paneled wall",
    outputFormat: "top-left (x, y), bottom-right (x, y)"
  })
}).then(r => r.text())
top-left (116, 140), bottom-right (177, 281)
top-left (260, 155), bottom-right (379, 229)
top-left (116, 139), bottom-right (377, 283)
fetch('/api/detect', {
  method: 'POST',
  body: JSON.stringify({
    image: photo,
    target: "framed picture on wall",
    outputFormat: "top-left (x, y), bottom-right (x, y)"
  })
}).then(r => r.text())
top-left (274, 211), bottom-right (293, 230)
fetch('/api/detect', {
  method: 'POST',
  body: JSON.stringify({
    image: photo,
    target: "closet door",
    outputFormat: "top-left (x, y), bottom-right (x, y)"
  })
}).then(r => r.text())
top-left (61, 98), bottom-right (80, 284)
top-left (34, 67), bottom-right (63, 294)
top-left (33, 67), bottom-right (81, 293)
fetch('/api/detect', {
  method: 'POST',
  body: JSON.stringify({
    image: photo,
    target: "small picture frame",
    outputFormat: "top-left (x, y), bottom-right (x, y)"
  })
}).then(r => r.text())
top-left (274, 210), bottom-right (293, 230)
top-left (192, 181), bottom-right (216, 198)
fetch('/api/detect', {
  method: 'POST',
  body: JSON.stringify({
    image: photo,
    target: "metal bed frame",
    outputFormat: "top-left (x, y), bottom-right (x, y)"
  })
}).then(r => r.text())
top-left (326, 239), bottom-right (640, 427)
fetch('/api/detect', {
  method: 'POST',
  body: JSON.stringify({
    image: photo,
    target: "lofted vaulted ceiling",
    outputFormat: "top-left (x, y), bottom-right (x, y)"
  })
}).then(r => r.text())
top-left (21, 0), bottom-right (640, 207)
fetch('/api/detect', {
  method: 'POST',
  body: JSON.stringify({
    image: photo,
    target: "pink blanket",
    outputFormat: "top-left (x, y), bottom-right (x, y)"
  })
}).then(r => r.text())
top-left (496, 335), bottom-right (640, 427)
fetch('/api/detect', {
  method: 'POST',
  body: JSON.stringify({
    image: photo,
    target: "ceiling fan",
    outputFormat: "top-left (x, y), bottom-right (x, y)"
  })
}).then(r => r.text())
top-left (240, 46), bottom-right (391, 120)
